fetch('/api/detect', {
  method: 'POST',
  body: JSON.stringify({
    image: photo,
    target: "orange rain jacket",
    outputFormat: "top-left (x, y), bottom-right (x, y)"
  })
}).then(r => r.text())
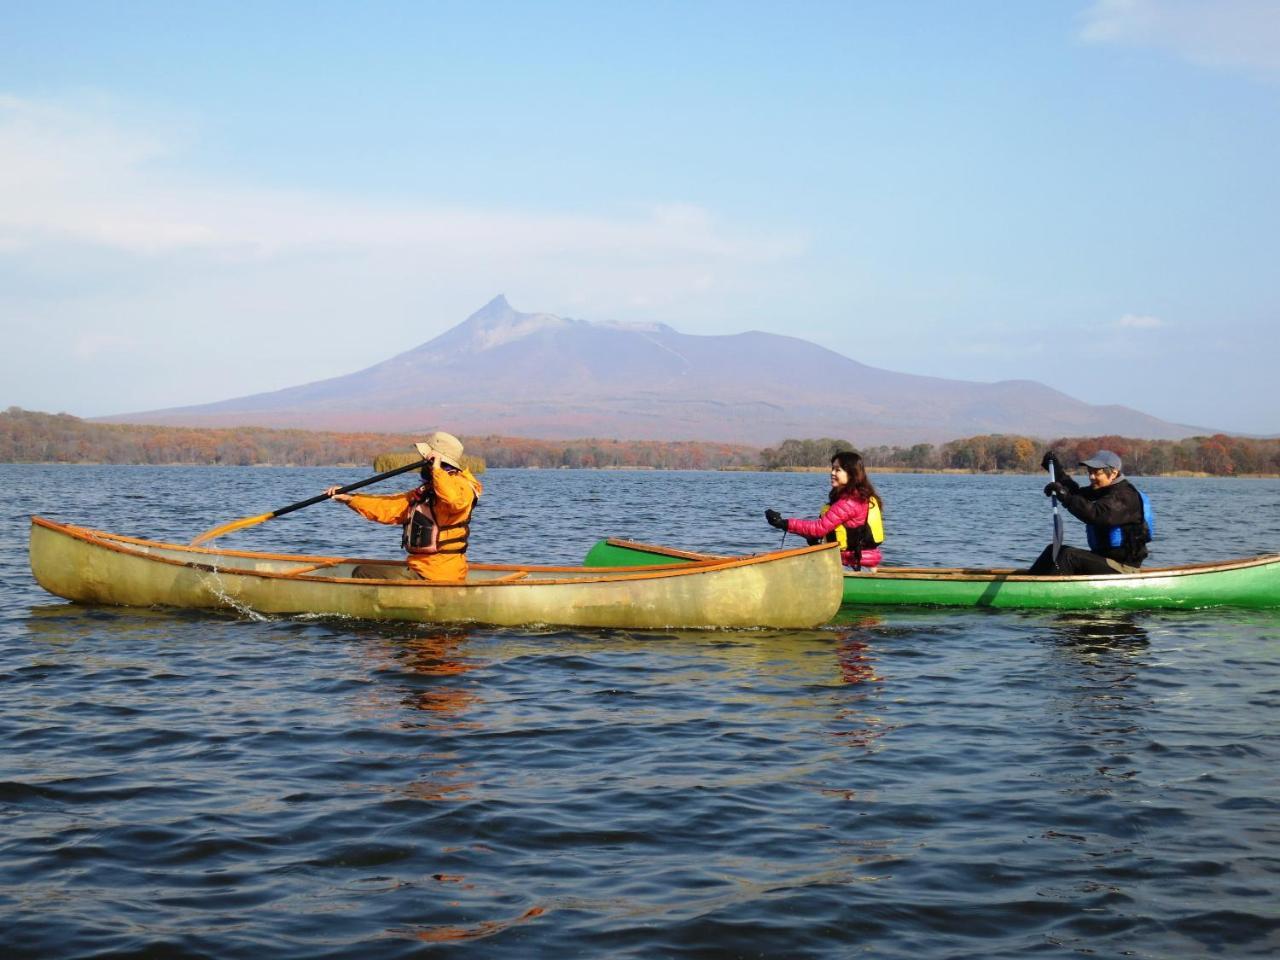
top-left (342, 467), bottom-right (483, 582)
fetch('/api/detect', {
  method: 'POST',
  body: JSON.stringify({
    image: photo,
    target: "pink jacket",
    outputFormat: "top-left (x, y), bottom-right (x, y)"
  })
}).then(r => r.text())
top-left (786, 495), bottom-right (883, 569)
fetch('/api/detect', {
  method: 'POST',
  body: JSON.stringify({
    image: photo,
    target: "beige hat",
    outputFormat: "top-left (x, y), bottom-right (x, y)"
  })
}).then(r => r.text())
top-left (415, 431), bottom-right (464, 470)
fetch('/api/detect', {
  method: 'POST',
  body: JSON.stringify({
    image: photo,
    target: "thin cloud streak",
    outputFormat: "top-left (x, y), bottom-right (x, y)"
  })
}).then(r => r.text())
top-left (1081, 0), bottom-right (1280, 78)
top-left (0, 94), bottom-right (802, 265)
top-left (1118, 313), bottom-right (1164, 328)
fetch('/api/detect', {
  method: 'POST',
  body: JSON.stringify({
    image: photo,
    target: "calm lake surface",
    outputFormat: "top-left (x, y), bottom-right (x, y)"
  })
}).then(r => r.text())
top-left (3, 465), bottom-right (1279, 958)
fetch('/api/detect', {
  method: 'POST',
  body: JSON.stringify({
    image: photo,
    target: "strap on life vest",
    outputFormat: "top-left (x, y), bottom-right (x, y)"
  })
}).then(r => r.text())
top-left (819, 497), bottom-right (884, 569)
top-left (402, 478), bottom-right (479, 556)
top-left (440, 475), bottom-right (482, 554)
top-left (432, 513), bottom-right (474, 554)
top-left (864, 497), bottom-right (885, 545)
top-left (1085, 490), bottom-right (1153, 560)
top-left (402, 485), bottom-right (439, 555)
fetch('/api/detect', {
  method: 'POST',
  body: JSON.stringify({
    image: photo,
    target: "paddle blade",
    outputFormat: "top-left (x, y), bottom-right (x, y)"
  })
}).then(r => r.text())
top-left (190, 512), bottom-right (273, 547)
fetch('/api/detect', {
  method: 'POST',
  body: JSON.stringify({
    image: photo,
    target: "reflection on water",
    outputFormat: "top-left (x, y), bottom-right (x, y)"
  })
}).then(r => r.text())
top-left (1031, 623), bottom-right (1159, 950)
top-left (1047, 610), bottom-right (1151, 649)
top-left (829, 627), bottom-right (892, 753)
top-left (401, 905), bottom-right (548, 944)
top-left (389, 630), bottom-right (484, 720)
top-left (352, 628), bottom-right (486, 803)
top-left (1037, 609), bottom-right (1153, 895)
top-left (834, 619), bottom-right (885, 685)
top-left (7, 467), bottom-right (1280, 959)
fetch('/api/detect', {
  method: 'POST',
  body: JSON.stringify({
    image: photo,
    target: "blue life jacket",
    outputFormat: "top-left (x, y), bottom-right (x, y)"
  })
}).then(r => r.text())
top-left (1086, 491), bottom-right (1155, 553)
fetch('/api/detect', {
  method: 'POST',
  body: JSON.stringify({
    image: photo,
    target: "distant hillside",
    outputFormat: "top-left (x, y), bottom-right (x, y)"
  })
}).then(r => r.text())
top-left (6, 409), bottom-right (1272, 475)
top-left (100, 296), bottom-right (1211, 444)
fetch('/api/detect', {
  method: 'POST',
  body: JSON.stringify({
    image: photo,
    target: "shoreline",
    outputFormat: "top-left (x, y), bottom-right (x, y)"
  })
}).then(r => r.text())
top-left (4, 461), bottom-right (1277, 479)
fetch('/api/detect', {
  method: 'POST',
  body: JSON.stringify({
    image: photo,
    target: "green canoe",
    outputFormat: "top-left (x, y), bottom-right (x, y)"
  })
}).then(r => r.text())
top-left (584, 538), bottom-right (1280, 610)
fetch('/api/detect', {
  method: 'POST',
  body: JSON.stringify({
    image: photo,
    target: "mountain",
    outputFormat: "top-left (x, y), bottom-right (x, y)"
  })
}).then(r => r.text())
top-left (102, 295), bottom-right (1210, 444)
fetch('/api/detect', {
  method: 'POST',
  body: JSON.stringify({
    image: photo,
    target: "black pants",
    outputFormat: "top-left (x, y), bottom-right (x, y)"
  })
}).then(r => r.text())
top-left (1026, 544), bottom-right (1138, 576)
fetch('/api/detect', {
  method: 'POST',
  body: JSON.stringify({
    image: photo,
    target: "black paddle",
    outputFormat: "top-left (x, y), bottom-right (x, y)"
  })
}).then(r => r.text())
top-left (1048, 460), bottom-right (1064, 565)
top-left (190, 458), bottom-right (428, 546)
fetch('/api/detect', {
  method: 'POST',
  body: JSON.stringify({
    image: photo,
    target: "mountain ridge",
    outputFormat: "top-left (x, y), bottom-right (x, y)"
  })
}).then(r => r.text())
top-left (99, 295), bottom-right (1212, 444)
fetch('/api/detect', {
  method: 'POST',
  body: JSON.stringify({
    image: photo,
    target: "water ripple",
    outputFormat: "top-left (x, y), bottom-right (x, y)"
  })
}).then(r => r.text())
top-left (4, 467), bottom-right (1280, 957)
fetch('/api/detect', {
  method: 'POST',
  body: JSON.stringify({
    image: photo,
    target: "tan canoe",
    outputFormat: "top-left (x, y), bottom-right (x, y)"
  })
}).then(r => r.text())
top-left (29, 517), bottom-right (844, 630)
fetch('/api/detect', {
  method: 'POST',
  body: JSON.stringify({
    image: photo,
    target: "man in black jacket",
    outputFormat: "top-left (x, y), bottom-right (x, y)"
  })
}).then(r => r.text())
top-left (1027, 449), bottom-right (1152, 575)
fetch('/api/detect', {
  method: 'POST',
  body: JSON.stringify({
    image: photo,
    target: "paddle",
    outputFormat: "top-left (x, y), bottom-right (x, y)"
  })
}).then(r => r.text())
top-left (1048, 460), bottom-right (1064, 565)
top-left (190, 458), bottom-right (428, 546)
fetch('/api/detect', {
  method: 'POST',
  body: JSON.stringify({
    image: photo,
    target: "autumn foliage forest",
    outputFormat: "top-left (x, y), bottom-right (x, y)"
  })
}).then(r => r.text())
top-left (0, 408), bottom-right (757, 470)
top-left (760, 434), bottom-right (1280, 476)
top-left (3, 408), bottom-right (1277, 475)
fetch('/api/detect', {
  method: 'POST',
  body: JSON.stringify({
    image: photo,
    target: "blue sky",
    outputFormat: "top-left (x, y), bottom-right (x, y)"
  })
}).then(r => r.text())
top-left (2, 0), bottom-right (1277, 435)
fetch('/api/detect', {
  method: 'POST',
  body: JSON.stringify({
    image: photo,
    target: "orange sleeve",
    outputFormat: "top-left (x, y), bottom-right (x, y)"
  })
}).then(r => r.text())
top-left (344, 491), bottom-right (414, 525)
top-left (432, 469), bottom-right (482, 513)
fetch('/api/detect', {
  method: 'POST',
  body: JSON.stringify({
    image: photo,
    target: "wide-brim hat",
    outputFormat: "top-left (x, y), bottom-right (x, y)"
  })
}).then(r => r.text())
top-left (415, 432), bottom-right (464, 470)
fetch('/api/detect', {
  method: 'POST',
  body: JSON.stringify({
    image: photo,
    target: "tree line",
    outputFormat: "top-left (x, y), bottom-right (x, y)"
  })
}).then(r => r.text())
top-left (843, 433), bottom-right (1279, 476)
top-left (0, 408), bottom-right (757, 470)
top-left (3, 408), bottom-right (1275, 475)
top-left (463, 434), bottom-right (757, 470)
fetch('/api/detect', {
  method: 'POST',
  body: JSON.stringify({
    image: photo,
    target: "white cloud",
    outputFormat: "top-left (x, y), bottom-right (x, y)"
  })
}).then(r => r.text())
top-left (0, 94), bottom-right (801, 265)
top-left (0, 91), bottom-right (809, 415)
top-left (1081, 0), bottom-right (1280, 78)
top-left (1117, 312), bottom-right (1164, 328)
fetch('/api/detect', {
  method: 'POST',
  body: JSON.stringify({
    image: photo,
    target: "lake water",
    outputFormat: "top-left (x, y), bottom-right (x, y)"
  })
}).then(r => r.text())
top-left (2, 465), bottom-right (1279, 958)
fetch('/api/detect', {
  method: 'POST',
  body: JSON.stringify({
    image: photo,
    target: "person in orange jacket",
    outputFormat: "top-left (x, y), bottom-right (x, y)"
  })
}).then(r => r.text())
top-left (326, 432), bottom-right (482, 582)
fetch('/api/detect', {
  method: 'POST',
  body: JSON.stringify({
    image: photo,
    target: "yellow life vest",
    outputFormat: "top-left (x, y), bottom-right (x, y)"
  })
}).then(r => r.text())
top-left (819, 496), bottom-right (884, 550)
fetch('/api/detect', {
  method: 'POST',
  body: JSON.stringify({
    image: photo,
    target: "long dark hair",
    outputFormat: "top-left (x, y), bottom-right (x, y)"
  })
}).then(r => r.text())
top-left (830, 451), bottom-right (882, 509)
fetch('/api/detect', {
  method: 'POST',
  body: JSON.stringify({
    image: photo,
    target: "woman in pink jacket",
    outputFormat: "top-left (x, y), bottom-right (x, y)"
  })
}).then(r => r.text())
top-left (766, 450), bottom-right (884, 570)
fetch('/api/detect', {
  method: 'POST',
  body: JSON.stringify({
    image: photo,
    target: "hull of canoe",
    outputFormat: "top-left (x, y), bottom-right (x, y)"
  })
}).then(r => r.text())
top-left (583, 538), bottom-right (1280, 610)
top-left (28, 518), bottom-right (844, 630)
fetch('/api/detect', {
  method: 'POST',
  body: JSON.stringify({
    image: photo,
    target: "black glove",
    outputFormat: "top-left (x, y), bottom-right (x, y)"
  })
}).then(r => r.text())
top-left (764, 509), bottom-right (787, 530)
top-left (1041, 451), bottom-right (1062, 473)
top-left (1044, 481), bottom-right (1067, 499)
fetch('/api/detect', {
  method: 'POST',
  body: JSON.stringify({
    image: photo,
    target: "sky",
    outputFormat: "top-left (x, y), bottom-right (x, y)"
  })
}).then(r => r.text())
top-left (2, 0), bottom-right (1277, 435)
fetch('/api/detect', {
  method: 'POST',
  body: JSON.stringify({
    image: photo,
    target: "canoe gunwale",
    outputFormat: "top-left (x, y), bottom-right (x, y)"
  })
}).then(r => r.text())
top-left (29, 518), bottom-right (845, 629)
top-left (29, 516), bottom-right (839, 588)
top-left (588, 536), bottom-right (1280, 610)
top-left (597, 537), bottom-right (1280, 583)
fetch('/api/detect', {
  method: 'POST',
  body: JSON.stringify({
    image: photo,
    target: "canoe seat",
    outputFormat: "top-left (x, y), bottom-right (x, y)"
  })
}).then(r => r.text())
top-left (279, 559), bottom-right (345, 577)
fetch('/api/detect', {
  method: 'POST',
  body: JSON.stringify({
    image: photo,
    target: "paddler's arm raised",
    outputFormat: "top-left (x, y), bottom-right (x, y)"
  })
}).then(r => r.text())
top-left (325, 486), bottom-right (413, 525)
top-left (430, 468), bottom-right (482, 510)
